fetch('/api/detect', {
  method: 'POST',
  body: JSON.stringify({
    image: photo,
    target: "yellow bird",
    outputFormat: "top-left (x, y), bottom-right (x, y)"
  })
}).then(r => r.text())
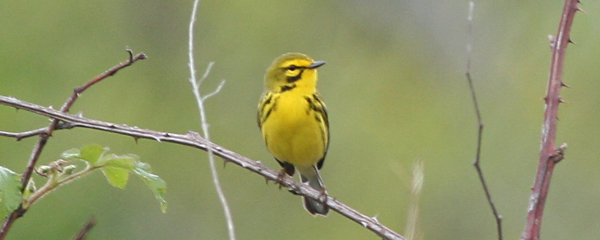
top-left (258, 53), bottom-right (330, 216)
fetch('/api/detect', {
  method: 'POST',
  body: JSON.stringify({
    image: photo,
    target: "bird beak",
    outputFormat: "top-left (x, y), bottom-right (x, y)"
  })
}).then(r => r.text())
top-left (308, 61), bottom-right (326, 69)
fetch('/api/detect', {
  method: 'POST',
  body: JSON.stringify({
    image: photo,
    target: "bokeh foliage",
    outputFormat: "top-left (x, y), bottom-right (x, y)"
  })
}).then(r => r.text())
top-left (1, 1), bottom-right (600, 239)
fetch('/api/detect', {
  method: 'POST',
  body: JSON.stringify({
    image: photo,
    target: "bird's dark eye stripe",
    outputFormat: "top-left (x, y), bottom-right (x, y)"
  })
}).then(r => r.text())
top-left (286, 69), bottom-right (304, 83)
top-left (286, 65), bottom-right (306, 71)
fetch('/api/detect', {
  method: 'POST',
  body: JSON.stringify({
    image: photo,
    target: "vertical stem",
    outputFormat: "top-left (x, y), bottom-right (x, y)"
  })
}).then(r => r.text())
top-left (521, 0), bottom-right (579, 239)
top-left (187, 1), bottom-right (235, 239)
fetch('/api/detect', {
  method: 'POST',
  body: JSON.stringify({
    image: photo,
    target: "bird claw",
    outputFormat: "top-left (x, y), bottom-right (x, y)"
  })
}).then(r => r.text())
top-left (276, 169), bottom-right (287, 190)
top-left (317, 187), bottom-right (329, 204)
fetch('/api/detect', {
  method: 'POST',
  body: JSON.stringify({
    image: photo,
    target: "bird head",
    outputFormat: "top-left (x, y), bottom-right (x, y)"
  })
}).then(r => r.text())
top-left (264, 53), bottom-right (325, 92)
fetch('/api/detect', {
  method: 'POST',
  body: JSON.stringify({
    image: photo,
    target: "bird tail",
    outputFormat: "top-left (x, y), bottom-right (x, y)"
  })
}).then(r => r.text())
top-left (299, 166), bottom-right (329, 216)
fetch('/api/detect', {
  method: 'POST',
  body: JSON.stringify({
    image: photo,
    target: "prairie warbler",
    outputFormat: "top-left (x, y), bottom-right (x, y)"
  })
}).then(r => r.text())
top-left (258, 53), bottom-right (330, 216)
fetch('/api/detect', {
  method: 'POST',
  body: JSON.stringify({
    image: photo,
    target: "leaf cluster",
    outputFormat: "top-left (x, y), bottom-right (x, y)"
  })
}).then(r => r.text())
top-left (0, 144), bottom-right (167, 221)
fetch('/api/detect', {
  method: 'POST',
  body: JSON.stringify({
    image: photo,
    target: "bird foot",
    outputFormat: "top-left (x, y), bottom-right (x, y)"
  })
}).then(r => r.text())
top-left (276, 168), bottom-right (287, 190)
top-left (317, 187), bottom-right (329, 204)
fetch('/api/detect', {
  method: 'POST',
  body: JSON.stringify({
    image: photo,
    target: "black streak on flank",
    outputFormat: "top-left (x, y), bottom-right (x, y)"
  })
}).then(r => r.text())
top-left (260, 94), bottom-right (276, 126)
top-left (304, 96), bottom-right (319, 113)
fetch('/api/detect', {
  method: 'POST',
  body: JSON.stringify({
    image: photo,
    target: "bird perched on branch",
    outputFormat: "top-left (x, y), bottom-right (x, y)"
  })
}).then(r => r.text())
top-left (258, 53), bottom-right (330, 216)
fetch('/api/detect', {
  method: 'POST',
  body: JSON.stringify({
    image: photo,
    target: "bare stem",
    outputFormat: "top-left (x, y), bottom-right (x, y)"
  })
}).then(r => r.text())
top-left (72, 216), bottom-right (96, 240)
top-left (187, 1), bottom-right (235, 240)
top-left (0, 127), bottom-right (47, 140)
top-left (521, 0), bottom-right (579, 239)
top-left (465, 2), bottom-right (503, 239)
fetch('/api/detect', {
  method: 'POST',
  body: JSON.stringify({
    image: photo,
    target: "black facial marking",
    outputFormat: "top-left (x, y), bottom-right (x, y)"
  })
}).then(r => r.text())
top-left (281, 84), bottom-right (296, 92)
top-left (286, 69), bottom-right (304, 83)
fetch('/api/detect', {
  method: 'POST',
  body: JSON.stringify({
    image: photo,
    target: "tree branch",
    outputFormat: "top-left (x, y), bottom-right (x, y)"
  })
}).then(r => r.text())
top-left (0, 50), bottom-right (146, 240)
top-left (521, 0), bottom-right (580, 239)
top-left (0, 95), bottom-right (405, 240)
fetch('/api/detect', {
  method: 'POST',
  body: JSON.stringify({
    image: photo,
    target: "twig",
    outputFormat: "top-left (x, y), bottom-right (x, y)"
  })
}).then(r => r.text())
top-left (521, 0), bottom-right (579, 239)
top-left (0, 127), bottom-right (48, 140)
top-left (465, 2), bottom-right (503, 240)
top-left (186, 1), bottom-right (235, 240)
top-left (0, 123), bottom-right (75, 140)
top-left (72, 216), bottom-right (96, 240)
top-left (22, 50), bottom-right (146, 190)
top-left (0, 95), bottom-right (406, 240)
top-left (0, 51), bottom-right (146, 240)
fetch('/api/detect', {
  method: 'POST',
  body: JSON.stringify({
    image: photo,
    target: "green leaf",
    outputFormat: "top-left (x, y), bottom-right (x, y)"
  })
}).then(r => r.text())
top-left (133, 162), bottom-right (167, 213)
top-left (97, 153), bottom-right (137, 189)
top-left (63, 146), bottom-right (167, 213)
top-left (61, 144), bottom-right (108, 166)
top-left (0, 166), bottom-right (22, 219)
top-left (80, 145), bottom-right (108, 166)
top-left (100, 167), bottom-right (129, 189)
top-left (98, 154), bottom-right (137, 170)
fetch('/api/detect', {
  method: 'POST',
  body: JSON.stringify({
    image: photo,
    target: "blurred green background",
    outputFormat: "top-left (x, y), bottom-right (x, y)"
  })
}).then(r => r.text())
top-left (1, 1), bottom-right (600, 239)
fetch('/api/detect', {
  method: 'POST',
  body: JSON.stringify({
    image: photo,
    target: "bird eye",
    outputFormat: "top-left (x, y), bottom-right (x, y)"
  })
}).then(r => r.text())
top-left (287, 65), bottom-right (298, 71)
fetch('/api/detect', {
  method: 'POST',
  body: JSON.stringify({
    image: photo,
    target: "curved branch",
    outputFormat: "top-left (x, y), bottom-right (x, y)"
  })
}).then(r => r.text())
top-left (0, 95), bottom-right (405, 240)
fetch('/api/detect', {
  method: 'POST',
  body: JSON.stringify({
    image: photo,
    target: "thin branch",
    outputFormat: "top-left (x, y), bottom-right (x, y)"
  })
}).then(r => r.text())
top-left (23, 161), bottom-right (99, 209)
top-left (72, 216), bottom-right (96, 240)
top-left (202, 79), bottom-right (226, 102)
top-left (465, 2), bottom-right (503, 240)
top-left (0, 127), bottom-right (47, 140)
top-left (21, 50), bottom-right (147, 190)
top-left (187, 1), bottom-right (234, 239)
top-left (0, 123), bottom-right (75, 140)
top-left (521, 0), bottom-right (579, 239)
top-left (0, 95), bottom-right (406, 240)
top-left (0, 51), bottom-right (146, 240)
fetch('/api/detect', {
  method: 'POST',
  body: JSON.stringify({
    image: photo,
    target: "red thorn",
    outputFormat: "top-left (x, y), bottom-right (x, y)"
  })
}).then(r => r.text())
top-left (568, 39), bottom-right (577, 45)
top-left (558, 98), bottom-right (568, 104)
top-left (561, 82), bottom-right (570, 88)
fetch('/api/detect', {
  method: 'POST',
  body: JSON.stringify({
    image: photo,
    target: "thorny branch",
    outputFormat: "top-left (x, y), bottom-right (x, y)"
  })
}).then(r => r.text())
top-left (521, 0), bottom-right (580, 239)
top-left (0, 50), bottom-right (147, 240)
top-left (0, 95), bottom-right (406, 240)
